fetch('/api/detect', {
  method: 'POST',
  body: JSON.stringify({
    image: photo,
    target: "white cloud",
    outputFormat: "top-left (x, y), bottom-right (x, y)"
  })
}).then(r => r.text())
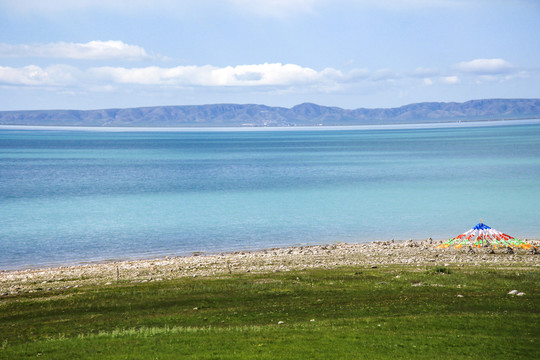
top-left (0, 64), bottom-right (81, 86)
top-left (2, 60), bottom-right (532, 99)
top-left (454, 58), bottom-right (514, 75)
top-left (0, 63), bottom-right (357, 89)
top-left (0, 65), bottom-right (48, 86)
top-left (90, 63), bottom-right (347, 87)
top-left (506, 70), bottom-right (530, 80)
top-left (440, 75), bottom-right (460, 84)
top-left (0, 41), bottom-right (152, 60)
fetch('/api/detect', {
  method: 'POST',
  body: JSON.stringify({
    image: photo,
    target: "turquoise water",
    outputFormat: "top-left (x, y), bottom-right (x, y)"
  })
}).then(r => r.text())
top-left (1, 124), bottom-right (540, 269)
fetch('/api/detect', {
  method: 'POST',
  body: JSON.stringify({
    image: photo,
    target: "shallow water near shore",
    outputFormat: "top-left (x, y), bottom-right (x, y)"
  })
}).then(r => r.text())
top-left (1, 123), bottom-right (540, 269)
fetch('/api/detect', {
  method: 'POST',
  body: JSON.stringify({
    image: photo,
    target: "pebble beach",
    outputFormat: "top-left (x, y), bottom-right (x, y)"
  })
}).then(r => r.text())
top-left (1, 239), bottom-right (539, 296)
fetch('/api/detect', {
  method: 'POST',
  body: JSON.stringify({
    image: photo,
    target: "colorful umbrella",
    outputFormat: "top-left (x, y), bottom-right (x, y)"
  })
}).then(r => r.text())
top-left (438, 222), bottom-right (535, 250)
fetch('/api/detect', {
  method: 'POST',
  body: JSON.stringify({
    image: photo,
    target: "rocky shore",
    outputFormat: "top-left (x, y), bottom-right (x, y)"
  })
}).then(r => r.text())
top-left (1, 239), bottom-right (539, 296)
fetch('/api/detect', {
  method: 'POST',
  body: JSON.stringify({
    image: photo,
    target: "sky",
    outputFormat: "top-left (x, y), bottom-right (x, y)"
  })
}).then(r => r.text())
top-left (0, 0), bottom-right (539, 111)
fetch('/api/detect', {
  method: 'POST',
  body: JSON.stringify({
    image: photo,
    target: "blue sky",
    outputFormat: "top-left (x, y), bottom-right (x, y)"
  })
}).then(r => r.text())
top-left (0, 0), bottom-right (539, 110)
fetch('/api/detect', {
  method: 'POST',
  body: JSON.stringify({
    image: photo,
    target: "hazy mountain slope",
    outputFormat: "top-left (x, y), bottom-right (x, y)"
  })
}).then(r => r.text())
top-left (1, 99), bottom-right (539, 127)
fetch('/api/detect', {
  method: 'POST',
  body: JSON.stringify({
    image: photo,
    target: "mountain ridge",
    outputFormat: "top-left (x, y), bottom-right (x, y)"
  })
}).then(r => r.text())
top-left (1, 98), bottom-right (539, 127)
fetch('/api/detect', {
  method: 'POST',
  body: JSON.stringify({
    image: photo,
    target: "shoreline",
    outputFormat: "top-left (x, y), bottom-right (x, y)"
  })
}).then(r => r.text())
top-left (2, 239), bottom-right (539, 296)
top-left (2, 118), bottom-right (540, 132)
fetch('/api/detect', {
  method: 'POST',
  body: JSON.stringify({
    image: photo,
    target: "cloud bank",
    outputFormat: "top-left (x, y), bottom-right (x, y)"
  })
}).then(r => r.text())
top-left (0, 41), bottom-right (151, 60)
top-left (0, 63), bottom-right (351, 88)
top-left (0, 58), bottom-right (525, 95)
top-left (454, 58), bottom-right (514, 75)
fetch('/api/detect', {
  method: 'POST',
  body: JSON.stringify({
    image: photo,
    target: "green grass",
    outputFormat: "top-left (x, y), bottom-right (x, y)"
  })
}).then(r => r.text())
top-left (1, 265), bottom-right (538, 359)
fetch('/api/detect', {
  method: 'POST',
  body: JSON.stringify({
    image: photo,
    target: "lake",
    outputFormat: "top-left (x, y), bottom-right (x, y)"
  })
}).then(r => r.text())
top-left (1, 122), bottom-right (539, 269)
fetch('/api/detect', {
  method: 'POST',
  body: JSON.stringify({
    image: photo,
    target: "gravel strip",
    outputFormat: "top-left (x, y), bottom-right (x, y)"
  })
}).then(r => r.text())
top-left (1, 239), bottom-right (538, 296)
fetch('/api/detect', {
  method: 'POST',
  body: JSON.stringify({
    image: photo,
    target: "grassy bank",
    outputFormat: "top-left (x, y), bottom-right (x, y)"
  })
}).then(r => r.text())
top-left (1, 264), bottom-right (538, 359)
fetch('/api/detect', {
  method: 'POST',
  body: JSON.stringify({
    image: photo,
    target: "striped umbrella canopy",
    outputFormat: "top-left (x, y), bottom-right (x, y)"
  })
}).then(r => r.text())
top-left (438, 222), bottom-right (534, 249)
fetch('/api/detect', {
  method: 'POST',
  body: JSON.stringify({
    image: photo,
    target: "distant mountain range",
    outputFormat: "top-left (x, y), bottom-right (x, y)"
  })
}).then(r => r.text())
top-left (1, 99), bottom-right (540, 127)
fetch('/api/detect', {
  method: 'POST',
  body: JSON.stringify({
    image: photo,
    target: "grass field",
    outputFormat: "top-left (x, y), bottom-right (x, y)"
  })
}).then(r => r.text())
top-left (1, 264), bottom-right (538, 359)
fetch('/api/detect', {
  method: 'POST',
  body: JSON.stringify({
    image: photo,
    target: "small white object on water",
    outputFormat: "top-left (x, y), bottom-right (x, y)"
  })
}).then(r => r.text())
top-left (457, 294), bottom-right (464, 298)
top-left (310, 319), bottom-right (315, 322)
top-left (516, 292), bottom-right (525, 296)
top-left (278, 321), bottom-right (284, 325)
top-left (507, 290), bottom-right (519, 295)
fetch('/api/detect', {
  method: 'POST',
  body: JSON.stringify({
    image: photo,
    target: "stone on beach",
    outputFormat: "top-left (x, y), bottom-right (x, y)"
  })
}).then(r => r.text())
top-left (1, 238), bottom-right (539, 295)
